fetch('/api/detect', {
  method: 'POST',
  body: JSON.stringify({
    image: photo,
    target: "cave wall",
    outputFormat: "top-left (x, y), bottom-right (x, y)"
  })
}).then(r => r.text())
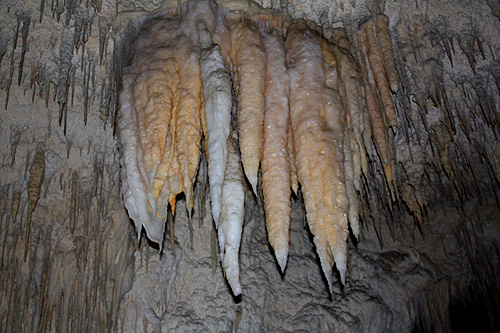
top-left (0, 0), bottom-right (499, 331)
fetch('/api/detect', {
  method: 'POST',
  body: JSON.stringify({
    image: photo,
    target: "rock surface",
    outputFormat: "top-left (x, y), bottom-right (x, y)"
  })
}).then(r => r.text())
top-left (0, 0), bottom-right (499, 331)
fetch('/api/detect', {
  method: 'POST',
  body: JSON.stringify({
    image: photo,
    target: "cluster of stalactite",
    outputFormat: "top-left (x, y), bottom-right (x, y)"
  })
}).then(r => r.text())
top-left (0, 1), bottom-right (139, 331)
top-left (0, 147), bottom-right (136, 331)
top-left (364, 2), bottom-right (500, 242)
top-left (2, 0), bottom-right (115, 136)
top-left (118, 0), bottom-right (400, 294)
top-left (1, 0), bottom-right (500, 330)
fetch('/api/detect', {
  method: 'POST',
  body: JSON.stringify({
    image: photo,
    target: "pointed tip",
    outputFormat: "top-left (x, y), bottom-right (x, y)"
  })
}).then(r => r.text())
top-left (250, 180), bottom-right (257, 197)
top-left (278, 257), bottom-right (287, 273)
top-left (187, 206), bottom-right (192, 222)
top-left (390, 81), bottom-right (399, 93)
top-left (230, 282), bottom-right (242, 296)
top-left (223, 247), bottom-right (242, 296)
top-left (137, 226), bottom-right (142, 242)
top-left (325, 272), bottom-right (333, 294)
top-left (274, 245), bottom-right (289, 273)
top-left (246, 171), bottom-right (258, 197)
top-left (213, 205), bottom-right (221, 229)
top-left (319, 259), bottom-right (334, 293)
top-left (337, 262), bottom-right (347, 286)
top-left (211, 185), bottom-right (222, 222)
top-left (218, 230), bottom-right (225, 261)
top-left (212, 208), bottom-right (221, 229)
top-left (352, 223), bottom-right (360, 241)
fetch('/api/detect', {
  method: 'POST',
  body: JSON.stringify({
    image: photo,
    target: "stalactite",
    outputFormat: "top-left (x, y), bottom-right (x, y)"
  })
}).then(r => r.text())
top-left (361, 16), bottom-right (398, 127)
top-left (334, 40), bottom-right (370, 176)
top-left (171, 24), bottom-right (204, 214)
top-left (118, 20), bottom-right (177, 243)
top-left (119, 6), bottom-right (208, 240)
top-left (459, 33), bottom-right (477, 75)
top-left (324, 40), bottom-right (364, 238)
top-left (39, 0), bottom-right (46, 23)
top-left (116, 0), bottom-right (404, 293)
top-left (57, 29), bottom-right (73, 135)
top-left (9, 125), bottom-right (25, 166)
top-left (1, 1), bottom-right (498, 330)
top-left (70, 170), bottom-right (78, 231)
top-left (358, 15), bottom-right (396, 187)
top-left (287, 118), bottom-right (298, 195)
top-left (227, 17), bottom-right (266, 195)
top-left (219, 135), bottom-right (245, 295)
top-left (10, 190), bottom-right (21, 223)
top-left (17, 12), bottom-right (31, 87)
top-left (286, 21), bottom-right (349, 288)
top-left (73, 8), bottom-right (85, 53)
top-left (261, 27), bottom-right (291, 271)
top-left (98, 16), bottom-right (109, 65)
top-left (27, 144), bottom-right (46, 212)
top-left (199, 40), bottom-right (232, 226)
top-left (83, 58), bottom-right (91, 125)
top-left (30, 61), bottom-right (37, 100)
top-left (5, 15), bottom-right (21, 109)
top-left (0, 36), bottom-right (8, 68)
top-left (25, 144), bottom-right (45, 260)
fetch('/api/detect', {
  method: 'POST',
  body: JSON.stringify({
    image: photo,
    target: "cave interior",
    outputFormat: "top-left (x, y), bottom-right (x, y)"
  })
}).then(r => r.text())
top-left (0, 0), bottom-right (499, 331)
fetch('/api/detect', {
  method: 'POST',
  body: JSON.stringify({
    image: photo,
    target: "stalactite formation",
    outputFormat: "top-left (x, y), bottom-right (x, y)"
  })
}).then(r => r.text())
top-left (219, 133), bottom-right (245, 295)
top-left (261, 25), bottom-right (292, 272)
top-left (1, 0), bottom-right (500, 331)
top-left (358, 14), bottom-right (399, 187)
top-left (117, 0), bottom-right (400, 294)
top-left (227, 17), bottom-right (266, 197)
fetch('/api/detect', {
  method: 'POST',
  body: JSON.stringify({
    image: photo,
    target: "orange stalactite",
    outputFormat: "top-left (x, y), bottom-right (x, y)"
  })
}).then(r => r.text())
top-left (227, 19), bottom-right (266, 195)
top-left (261, 29), bottom-right (292, 272)
top-left (118, 2), bottom-right (401, 293)
top-left (173, 34), bottom-right (204, 212)
top-left (376, 14), bottom-right (399, 93)
top-left (361, 18), bottom-right (398, 128)
top-left (286, 21), bottom-right (349, 289)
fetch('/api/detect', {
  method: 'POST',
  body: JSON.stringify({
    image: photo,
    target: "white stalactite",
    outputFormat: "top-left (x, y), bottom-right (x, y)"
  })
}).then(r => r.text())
top-left (220, 135), bottom-right (245, 296)
top-left (200, 43), bottom-right (232, 227)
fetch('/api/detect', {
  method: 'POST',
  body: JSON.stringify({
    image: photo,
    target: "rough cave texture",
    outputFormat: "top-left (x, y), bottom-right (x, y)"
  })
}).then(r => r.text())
top-left (0, 0), bottom-right (499, 332)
